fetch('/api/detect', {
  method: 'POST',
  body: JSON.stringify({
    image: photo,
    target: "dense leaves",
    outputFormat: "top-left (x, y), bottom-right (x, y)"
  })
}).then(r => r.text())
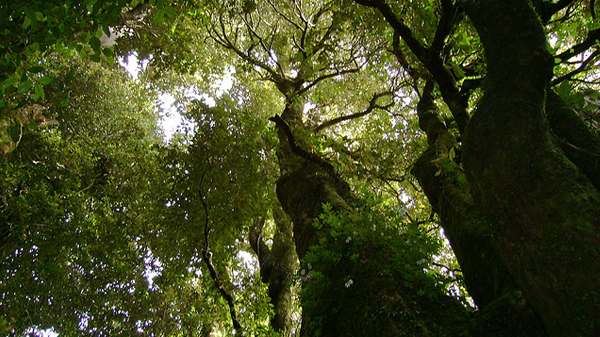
top-left (3, 0), bottom-right (600, 336)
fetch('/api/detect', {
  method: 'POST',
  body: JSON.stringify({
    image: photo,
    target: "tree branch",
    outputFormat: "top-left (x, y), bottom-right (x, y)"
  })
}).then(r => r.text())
top-left (314, 91), bottom-right (394, 132)
top-left (534, 0), bottom-right (578, 23)
top-left (248, 218), bottom-right (273, 283)
top-left (269, 114), bottom-right (337, 176)
top-left (199, 165), bottom-right (243, 332)
top-left (551, 49), bottom-right (600, 86)
top-left (355, 0), bottom-right (469, 134)
top-left (554, 28), bottom-right (600, 64)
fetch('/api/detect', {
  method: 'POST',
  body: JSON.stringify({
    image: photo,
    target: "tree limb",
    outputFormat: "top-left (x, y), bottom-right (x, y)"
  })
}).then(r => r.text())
top-left (355, 0), bottom-right (469, 134)
top-left (314, 91), bottom-right (394, 132)
top-left (533, 0), bottom-right (578, 23)
top-left (554, 28), bottom-right (600, 64)
top-left (551, 48), bottom-right (600, 86)
top-left (199, 165), bottom-right (243, 332)
top-left (269, 114), bottom-right (336, 176)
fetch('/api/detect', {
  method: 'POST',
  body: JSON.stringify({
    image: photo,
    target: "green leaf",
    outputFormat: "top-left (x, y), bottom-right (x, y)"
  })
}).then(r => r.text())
top-left (153, 9), bottom-right (166, 24)
top-left (17, 80), bottom-right (33, 94)
top-left (164, 6), bottom-right (177, 18)
top-left (557, 80), bottom-right (570, 99)
top-left (23, 16), bottom-right (32, 29)
top-left (90, 36), bottom-right (101, 54)
top-left (35, 12), bottom-right (44, 21)
top-left (90, 53), bottom-right (101, 62)
top-left (34, 83), bottom-right (45, 100)
top-left (28, 66), bottom-right (45, 73)
top-left (38, 76), bottom-right (53, 85)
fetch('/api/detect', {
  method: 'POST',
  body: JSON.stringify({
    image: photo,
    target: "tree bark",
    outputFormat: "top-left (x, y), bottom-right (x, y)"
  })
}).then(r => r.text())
top-left (272, 92), bottom-right (470, 336)
top-left (412, 81), bottom-right (547, 335)
top-left (460, 1), bottom-right (600, 335)
top-left (249, 206), bottom-right (297, 337)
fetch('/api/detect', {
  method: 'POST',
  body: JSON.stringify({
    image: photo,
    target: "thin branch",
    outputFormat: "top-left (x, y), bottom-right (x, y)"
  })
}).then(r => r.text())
top-left (534, 0), bottom-right (579, 23)
top-left (551, 49), bottom-right (600, 86)
top-left (314, 91), bottom-right (394, 132)
top-left (355, 0), bottom-right (469, 134)
top-left (298, 65), bottom-right (363, 96)
top-left (199, 165), bottom-right (243, 333)
top-left (212, 14), bottom-right (279, 80)
top-left (554, 28), bottom-right (600, 63)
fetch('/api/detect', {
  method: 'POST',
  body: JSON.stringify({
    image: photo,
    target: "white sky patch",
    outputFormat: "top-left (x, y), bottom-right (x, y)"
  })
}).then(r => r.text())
top-left (304, 102), bottom-right (316, 114)
top-left (119, 53), bottom-right (149, 80)
top-left (120, 56), bottom-right (235, 141)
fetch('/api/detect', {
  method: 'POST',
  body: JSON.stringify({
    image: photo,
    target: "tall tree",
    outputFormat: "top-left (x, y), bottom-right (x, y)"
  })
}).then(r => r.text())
top-left (4, 0), bottom-right (600, 336)
top-left (356, 0), bottom-right (600, 335)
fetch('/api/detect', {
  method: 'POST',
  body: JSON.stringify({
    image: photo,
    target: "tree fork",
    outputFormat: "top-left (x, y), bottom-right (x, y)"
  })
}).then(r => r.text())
top-left (461, 0), bottom-right (600, 334)
top-left (412, 81), bottom-right (547, 335)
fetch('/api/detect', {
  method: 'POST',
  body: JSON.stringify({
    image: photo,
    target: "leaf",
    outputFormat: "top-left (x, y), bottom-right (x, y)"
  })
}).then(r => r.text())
top-left (23, 16), bottom-right (32, 29)
top-left (37, 76), bottom-right (53, 85)
top-left (17, 80), bottom-right (33, 94)
top-left (153, 9), bottom-right (166, 24)
top-left (557, 80), bottom-right (570, 100)
top-left (90, 36), bottom-right (101, 54)
top-left (28, 66), bottom-right (45, 73)
top-left (449, 147), bottom-right (456, 161)
top-left (457, 173), bottom-right (468, 185)
top-left (34, 83), bottom-right (45, 101)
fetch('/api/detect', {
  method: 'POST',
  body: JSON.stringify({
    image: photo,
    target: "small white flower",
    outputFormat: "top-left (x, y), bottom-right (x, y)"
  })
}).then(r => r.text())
top-left (301, 269), bottom-right (306, 276)
top-left (345, 236), bottom-right (352, 243)
top-left (344, 279), bottom-right (354, 288)
top-left (307, 263), bottom-right (312, 270)
top-left (416, 259), bottom-right (427, 266)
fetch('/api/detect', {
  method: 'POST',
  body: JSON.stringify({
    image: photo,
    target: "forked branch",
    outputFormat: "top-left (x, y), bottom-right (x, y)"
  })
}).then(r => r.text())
top-left (314, 91), bottom-right (394, 132)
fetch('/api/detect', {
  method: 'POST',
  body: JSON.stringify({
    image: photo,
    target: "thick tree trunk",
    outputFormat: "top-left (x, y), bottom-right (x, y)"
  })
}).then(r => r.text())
top-left (272, 93), bottom-right (469, 336)
top-left (276, 160), bottom-right (469, 336)
top-left (461, 1), bottom-right (600, 335)
top-left (412, 81), bottom-right (547, 335)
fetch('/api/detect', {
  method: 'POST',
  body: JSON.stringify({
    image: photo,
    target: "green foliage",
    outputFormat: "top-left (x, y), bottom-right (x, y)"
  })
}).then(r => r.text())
top-left (300, 204), bottom-right (468, 336)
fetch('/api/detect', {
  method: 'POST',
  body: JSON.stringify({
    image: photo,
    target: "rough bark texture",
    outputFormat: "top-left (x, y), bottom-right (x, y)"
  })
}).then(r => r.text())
top-left (249, 206), bottom-right (297, 336)
top-left (271, 89), bottom-right (469, 335)
top-left (412, 81), bottom-right (547, 335)
top-left (461, 1), bottom-right (600, 335)
top-left (276, 160), bottom-right (469, 337)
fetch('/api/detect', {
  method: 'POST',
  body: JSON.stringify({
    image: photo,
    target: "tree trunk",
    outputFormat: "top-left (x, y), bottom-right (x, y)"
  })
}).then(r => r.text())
top-left (272, 93), bottom-right (469, 336)
top-left (460, 1), bottom-right (600, 335)
top-left (249, 205), bottom-right (297, 336)
top-left (412, 81), bottom-right (547, 335)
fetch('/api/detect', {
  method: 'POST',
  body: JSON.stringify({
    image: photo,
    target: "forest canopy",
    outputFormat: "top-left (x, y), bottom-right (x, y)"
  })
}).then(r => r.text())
top-left (2, 0), bottom-right (600, 336)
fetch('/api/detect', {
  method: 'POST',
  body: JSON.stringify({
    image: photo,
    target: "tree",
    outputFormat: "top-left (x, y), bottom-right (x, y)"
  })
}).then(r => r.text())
top-left (355, 0), bottom-right (600, 335)
top-left (3, 0), bottom-right (600, 336)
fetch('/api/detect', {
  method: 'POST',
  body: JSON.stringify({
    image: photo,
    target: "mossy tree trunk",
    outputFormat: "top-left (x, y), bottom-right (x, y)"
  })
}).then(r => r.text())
top-left (459, 1), bottom-right (600, 335)
top-left (359, 0), bottom-right (600, 335)
top-left (270, 86), bottom-right (470, 335)
top-left (412, 81), bottom-right (547, 336)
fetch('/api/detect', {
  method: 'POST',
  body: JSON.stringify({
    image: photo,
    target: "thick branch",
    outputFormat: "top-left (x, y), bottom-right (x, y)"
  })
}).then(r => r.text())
top-left (533, 0), bottom-right (578, 23)
top-left (551, 49), bottom-right (600, 86)
top-left (355, 0), bottom-right (469, 134)
top-left (554, 28), bottom-right (600, 64)
top-left (249, 218), bottom-right (273, 283)
top-left (314, 91), bottom-right (394, 132)
top-left (269, 114), bottom-right (336, 176)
